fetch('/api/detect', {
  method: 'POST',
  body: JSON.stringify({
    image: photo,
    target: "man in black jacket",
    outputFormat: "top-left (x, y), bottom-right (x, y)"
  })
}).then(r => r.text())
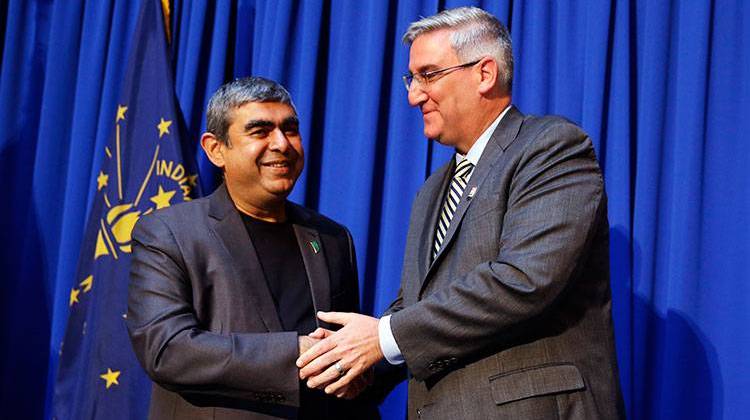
top-left (127, 77), bottom-right (377, 419)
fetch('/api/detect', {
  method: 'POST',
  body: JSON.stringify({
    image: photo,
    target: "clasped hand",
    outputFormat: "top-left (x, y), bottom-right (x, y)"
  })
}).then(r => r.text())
top-left (296, 311), bottom-right (383, 398)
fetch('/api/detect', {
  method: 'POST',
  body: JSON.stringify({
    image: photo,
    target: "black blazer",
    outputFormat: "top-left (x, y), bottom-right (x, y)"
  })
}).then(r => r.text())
top-left (127, 184), bottom-right (378, 419)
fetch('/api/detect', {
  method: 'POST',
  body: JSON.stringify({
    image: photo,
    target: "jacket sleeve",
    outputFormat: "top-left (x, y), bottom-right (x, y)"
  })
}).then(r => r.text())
top-left (126, 214), bottom-right (300, 407)
top-left (382, 287), bottom-right (405, 316)
top-left (390, 121), bottom-right (607, 381)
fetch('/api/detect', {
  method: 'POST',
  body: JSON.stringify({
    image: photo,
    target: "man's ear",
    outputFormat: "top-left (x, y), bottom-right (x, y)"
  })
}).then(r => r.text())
top-left (476, 57), bottom-right (499, 95)
top-left (200, 132), bottom-right (226, 169)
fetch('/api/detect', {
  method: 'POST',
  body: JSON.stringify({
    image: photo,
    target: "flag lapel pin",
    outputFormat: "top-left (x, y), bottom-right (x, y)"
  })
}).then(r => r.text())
top-left (467, 186), bottom-right (478, 199)
top-left (309, 240), bottom-right (321, 254)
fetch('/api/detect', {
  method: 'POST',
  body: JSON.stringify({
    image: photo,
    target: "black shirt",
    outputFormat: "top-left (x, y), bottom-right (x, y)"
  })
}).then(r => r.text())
top-left (240, 212), bottom-right (317, 335)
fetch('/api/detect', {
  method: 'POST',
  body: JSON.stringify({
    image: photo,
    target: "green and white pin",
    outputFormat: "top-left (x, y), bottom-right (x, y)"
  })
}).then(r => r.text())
top-left (309, 240), bottom-right (321, 254)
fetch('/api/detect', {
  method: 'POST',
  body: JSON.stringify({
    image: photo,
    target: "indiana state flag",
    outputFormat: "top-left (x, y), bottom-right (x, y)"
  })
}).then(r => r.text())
top-left (52, 1), bottom-right (200, 418)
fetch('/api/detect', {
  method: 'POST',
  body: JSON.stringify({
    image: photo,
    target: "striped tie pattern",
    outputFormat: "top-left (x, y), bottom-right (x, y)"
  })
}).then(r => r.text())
top-left (433, 158), bottom-right (475, 260)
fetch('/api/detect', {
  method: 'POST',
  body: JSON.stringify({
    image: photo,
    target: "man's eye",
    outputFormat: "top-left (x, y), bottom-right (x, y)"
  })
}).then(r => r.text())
top-left (250, 130), bottom-right (269, 137)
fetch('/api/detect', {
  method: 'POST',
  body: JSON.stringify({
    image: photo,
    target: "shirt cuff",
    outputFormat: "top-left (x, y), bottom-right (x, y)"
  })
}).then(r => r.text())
top-left (378, 314), bottom-right (405, 365)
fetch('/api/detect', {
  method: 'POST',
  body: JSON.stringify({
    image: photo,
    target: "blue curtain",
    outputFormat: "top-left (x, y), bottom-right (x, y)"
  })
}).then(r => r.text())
top-left (1, 1), bottom-right (748, 419)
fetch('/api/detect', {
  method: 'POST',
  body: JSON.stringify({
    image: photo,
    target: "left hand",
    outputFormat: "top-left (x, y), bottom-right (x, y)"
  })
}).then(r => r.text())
top-left (334, 367), bottom-right (374, 399)
top-left (296, 311), bottom-right (384, 395)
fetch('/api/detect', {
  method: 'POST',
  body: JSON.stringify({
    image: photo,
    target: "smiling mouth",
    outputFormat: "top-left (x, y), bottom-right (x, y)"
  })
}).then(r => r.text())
top-left (261, 160), bottom-right (295, 173)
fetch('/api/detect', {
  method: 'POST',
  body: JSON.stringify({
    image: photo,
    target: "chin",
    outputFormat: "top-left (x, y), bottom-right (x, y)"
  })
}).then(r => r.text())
top-left (423, 124), bottom-right (443, 140)
top-left (266, 181), bottom-right (295, 197)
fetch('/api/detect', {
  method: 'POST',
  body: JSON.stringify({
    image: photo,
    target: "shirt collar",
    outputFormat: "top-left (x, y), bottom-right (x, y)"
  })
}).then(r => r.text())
top-left (455, 104), bottom-right (512, 166)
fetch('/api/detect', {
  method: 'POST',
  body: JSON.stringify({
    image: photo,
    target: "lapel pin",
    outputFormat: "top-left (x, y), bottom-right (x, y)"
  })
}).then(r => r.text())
top-left (467, 186), bottom-right (477, 199)
top-left (309, 240), bottom-right (321, 254)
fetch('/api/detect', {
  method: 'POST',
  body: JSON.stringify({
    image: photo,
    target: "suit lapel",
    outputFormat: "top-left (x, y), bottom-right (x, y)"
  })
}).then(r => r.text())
top-left (288, 204), bottom-right (333, 329)
top-left (292, 221), bottom-right (332, 323)
top-left (428, 151), bottom-right (495, 267)
top-left (208, 184), bottom-right (283, 332)
top-left (421, 106), bottom-right (525, 292)
top-left (417, 162), bottom-right (454, 284)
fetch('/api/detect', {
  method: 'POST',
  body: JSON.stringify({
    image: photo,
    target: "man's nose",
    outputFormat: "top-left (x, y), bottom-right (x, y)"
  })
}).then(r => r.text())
top-left (268, 129), bottom-right (291, 152)
top-left (407, 84), bottom-right (428, 107)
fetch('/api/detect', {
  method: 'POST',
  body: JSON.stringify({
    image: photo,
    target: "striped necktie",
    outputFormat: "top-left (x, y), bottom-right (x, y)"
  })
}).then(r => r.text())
top-left (433, 158), bottom-right (475, 260)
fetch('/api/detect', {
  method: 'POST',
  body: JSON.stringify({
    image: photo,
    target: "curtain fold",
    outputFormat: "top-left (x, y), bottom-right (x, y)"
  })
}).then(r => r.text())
top-left (1, 1), bottom-right (748, 419)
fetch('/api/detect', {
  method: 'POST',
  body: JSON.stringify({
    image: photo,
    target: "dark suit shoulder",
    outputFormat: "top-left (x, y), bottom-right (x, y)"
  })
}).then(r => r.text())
top-left (132, 195), bottom-right (211, 243)
top-left (511, 113), bottom-right (599, 162)
top-left (519, 114), bottom-right (588, 143)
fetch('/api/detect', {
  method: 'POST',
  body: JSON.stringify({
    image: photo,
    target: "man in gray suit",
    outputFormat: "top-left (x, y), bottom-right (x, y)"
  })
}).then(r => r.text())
top-left (127, 77), bottom-right (377, 419)
top-left (297, 7), bottom-right (624, 419)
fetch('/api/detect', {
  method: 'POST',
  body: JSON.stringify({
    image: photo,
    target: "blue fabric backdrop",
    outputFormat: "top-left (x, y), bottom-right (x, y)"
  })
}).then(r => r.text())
top-left (1, 0), bottom-right (748, 419)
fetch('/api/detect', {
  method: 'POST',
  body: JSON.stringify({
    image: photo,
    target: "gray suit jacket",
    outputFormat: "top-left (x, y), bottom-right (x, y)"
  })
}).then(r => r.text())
top-left (386, 106), bottom-right (624, 419)
top-left (127, 184), bottom-right (378, 419)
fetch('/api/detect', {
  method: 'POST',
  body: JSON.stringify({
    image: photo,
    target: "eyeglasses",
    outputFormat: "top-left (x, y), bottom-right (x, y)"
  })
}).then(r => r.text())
top-left (402, 60), bottom-right (480, 91)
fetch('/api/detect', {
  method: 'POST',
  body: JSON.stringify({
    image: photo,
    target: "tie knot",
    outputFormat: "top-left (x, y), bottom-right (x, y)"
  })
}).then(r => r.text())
top-left (454, 159), bottom-right (474, 180)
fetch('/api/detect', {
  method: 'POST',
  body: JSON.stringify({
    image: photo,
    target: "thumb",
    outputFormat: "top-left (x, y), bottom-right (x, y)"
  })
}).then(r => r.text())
top-left (308, 327), bottom-right (332, 339)
top-left (317, 311), bottom-right (351, 325)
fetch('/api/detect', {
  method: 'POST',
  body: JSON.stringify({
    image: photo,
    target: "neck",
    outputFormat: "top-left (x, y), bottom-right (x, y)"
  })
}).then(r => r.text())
top-left (226, 184), bottom-right (287, 222)
top-left (235, 200), bottom-right (287, 222)
top-left (455, 97), bottom-right (510, 154)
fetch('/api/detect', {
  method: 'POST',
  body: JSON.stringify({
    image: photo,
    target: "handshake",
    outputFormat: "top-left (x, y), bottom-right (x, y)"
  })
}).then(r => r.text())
top-left (296, 312), bottom-right (384, 399)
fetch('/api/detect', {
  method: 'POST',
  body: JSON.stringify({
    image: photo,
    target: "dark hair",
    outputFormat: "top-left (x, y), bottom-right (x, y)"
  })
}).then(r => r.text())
top-left (206, 76), bottom-right (296, 144)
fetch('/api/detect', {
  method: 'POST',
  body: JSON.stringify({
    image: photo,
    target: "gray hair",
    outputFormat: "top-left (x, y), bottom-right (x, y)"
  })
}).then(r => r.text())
top-left (403, 7), bottom-right (513, 92)
top-left (206, 76), bottom-right (297, 144)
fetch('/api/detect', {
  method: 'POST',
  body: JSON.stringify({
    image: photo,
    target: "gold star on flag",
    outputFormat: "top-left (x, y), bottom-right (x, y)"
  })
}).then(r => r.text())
top-left (96, 171), bottom-right (109, 191)
top-left (79, 275), bottom-right (93, 293)
top-left (157, 118), bottom-right (172, 138)
top-left (116, 105), bottom-right (128, 122)
top-left (150, 185), bottom-right (176, 209)
top-left (100, 368), bottom-right (121, 389)
top-left (69, 288), bottom-right (80, 306)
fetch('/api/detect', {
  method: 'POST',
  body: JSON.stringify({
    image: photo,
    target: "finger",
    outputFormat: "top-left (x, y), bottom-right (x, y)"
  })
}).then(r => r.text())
top-left (308, 374), bottom-right (337, 391)
top-left (324, 368), bottom-right (357, 395)
top-left (296, 337), bottom-right (336, 369)
top-left (307, 362), bottom-right (345, 389)
top-left (300, 349), bottom-right (340, 379)
top-left (308, 328), bottom-right (331, 339)
top-left (316, 311), bottom-right (352, 325)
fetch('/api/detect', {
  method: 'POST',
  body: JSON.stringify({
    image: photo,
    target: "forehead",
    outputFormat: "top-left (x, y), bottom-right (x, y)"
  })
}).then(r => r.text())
top-left (408, 29), bottom-right (458, 71)
top-left (228, 101), bottom-right (297, 126)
